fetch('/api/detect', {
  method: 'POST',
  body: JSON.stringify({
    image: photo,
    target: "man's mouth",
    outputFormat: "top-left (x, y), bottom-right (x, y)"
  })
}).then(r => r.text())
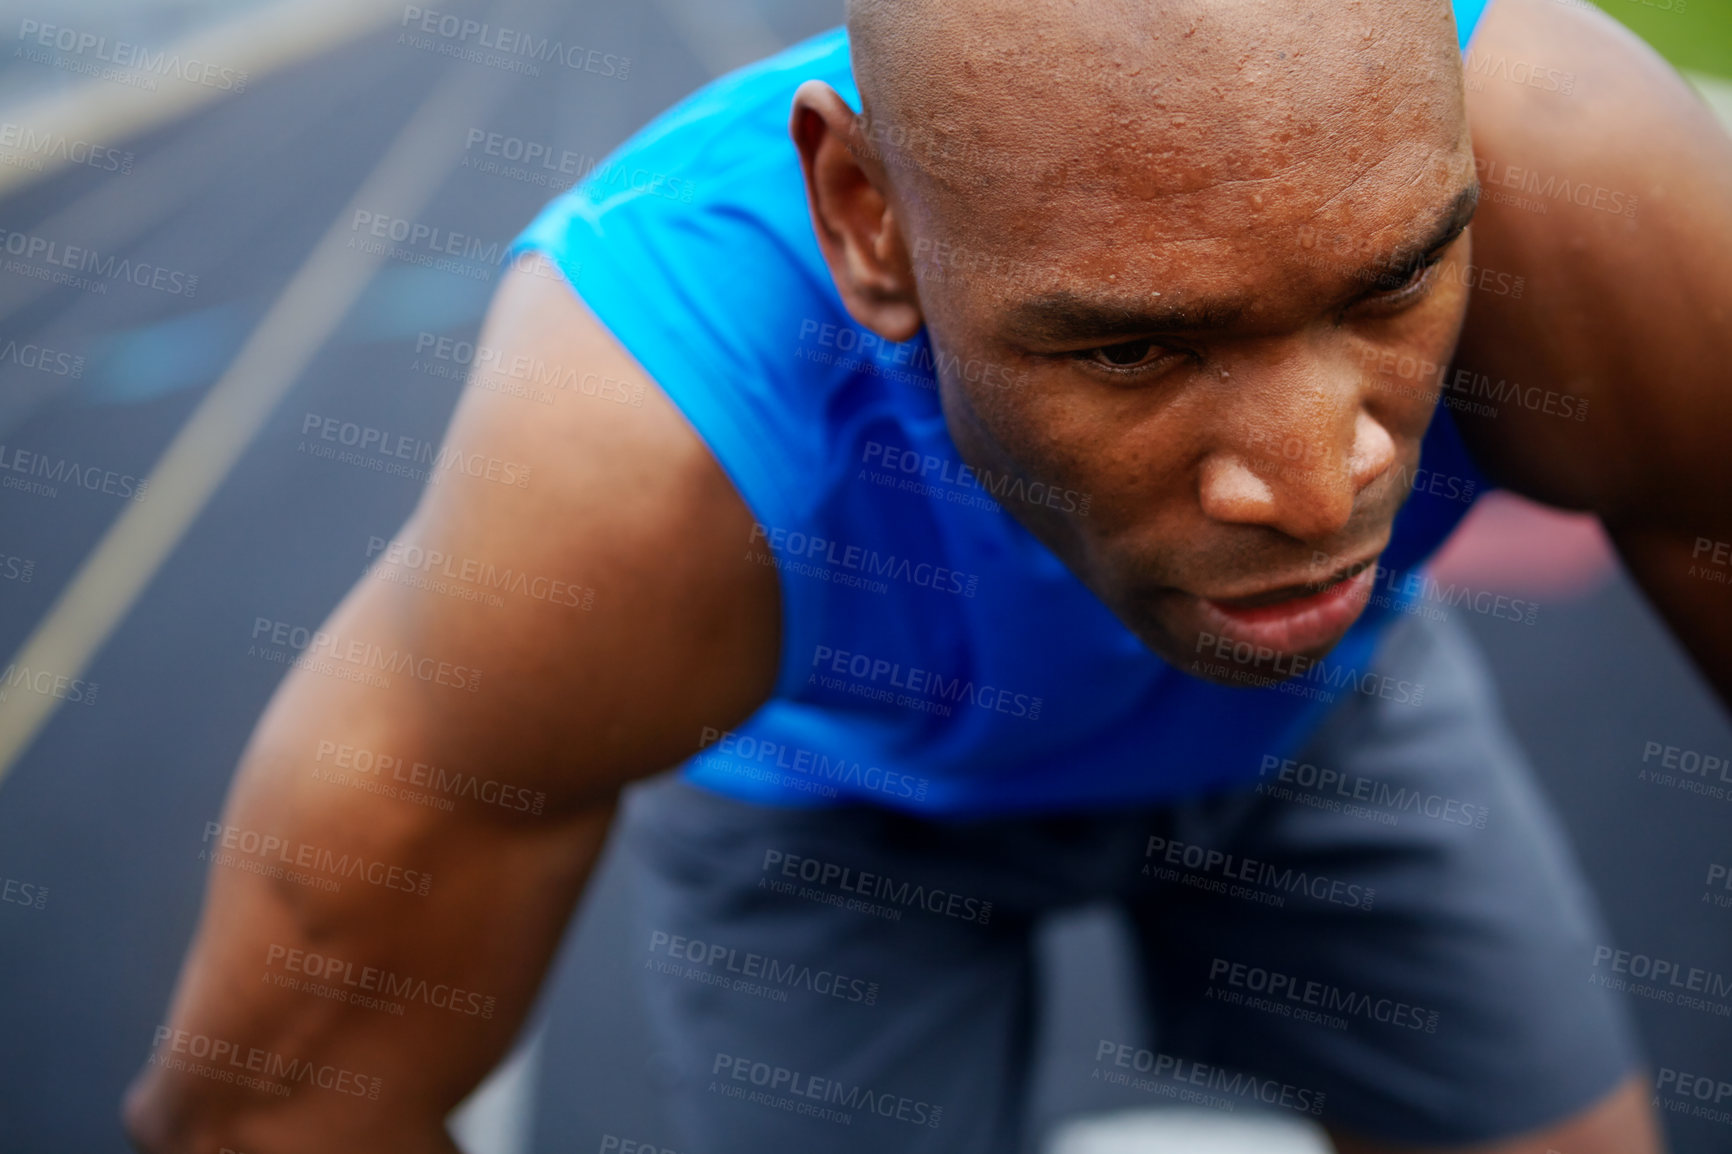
top-left (1193, 559), bottom-right (1379, 654)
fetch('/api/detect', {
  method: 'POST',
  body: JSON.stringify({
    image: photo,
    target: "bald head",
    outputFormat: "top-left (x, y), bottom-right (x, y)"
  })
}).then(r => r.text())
top-left (845, 0), bottom-right (1466, 211)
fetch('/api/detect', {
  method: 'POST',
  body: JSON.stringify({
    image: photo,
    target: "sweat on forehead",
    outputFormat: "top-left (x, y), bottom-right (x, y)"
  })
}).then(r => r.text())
top-left (844, 0), bottom-right (1466, 203)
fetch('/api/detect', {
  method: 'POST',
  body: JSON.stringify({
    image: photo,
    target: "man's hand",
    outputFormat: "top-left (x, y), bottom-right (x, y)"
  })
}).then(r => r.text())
top-left (1450, 0), bottom-right (1732, 708)
top-left (121, 256), bottom-right (782, 1152)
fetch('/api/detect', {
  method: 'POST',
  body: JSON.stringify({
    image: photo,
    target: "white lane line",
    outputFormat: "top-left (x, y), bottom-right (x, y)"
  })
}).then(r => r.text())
top-left (1047, 1108), bottom-right (1333, 1154)
top-left (0, 0), bottom-right (409, 199)
top-left (0, 55), bottom-right (516, 785)
top-left (0, 27), bottom-right (393, 329)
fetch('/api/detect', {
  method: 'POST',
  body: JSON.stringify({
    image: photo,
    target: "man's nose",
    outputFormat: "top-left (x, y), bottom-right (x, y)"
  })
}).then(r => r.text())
top-left (1197, 374), bottom-right (1396, 541)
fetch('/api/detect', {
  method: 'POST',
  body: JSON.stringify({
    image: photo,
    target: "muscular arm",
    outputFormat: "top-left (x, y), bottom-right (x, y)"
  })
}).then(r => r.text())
top-left (1452, 0), bottom-right (1732, 706)
top-left (122, 258), bottom-right (781, 1152)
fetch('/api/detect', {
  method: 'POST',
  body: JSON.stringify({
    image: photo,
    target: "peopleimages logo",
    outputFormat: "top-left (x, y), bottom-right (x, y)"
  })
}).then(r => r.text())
top-left (1431, 151), bottom-right (1638, 221)
top-left (1591, 946), bottom-right (1732, 998)
top-left (0, 442), bottom-right (146, 500)
top-left (1191, 633), bottom-right (1425, 708)
top-left (398, 7), bottom-right (630, 79)
top-left (1094, 1040), bottom-right (1326, 1116)
top-left (761, 849), bottom-right (993, 925)
top-left (366, 535), bottom-right (594, 610)
top-left (808, 645), bottom-right (1044, 721)
top-left (1705, 863), bottom-right (1732, 910)
top-left (1637, 739), bottom-right (1732, 803)
top-left (1207, 957), bottom-right (1440, 1032)
top-left (0, 122), bottom-right (133, 175)
top-left (147, 1027), bottom-right (379, 1100)
top-left (1655, 1068), bottom-right (1732, 1130)
top-left (0, 338), bottom-right (84, 378)
top-left (647, 930), bottom-right (881, 1005)
top-left (710, 1052), bottom-right (943, 1128)
top-left (1, 874), bottom-right (48, 910)
top-left (16, 20), bottom-right (249, 91)
top-left (695, 726), bottom-right (930, 802)
top-left (0, 226), bottom-right (197, 297)
top-left (750, 522), bottom-right (980, 598)
top-left (298, 412), bottom-right (532, 489)
top-left (1464, 50), bottom-right (1577, 95)
top-left (201, 822), bottom-right (434, 897)
top-left (1144, 834), bottom-right (1374, 910)
top-left (600, 1139), bottom-right (678, 1154)
top-left (264, 944), bottom-right (497, 1019)
top-left (795, 318), bottom-right (1028, 391)
top-left (0, 663), bottom-right (98, 706)
top-left (1257, 754), bottom-right (1490, 829)
top-left (313, 739), bottom-right (546, 816)
top-left (249, 616), bottom-right (482, 693)
top-left (860, 440), bottom-right (1090, 517)
top-left (462, 129), bottom-right (694, 201)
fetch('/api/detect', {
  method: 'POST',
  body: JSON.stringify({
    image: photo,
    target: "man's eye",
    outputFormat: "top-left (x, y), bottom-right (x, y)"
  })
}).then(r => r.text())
top-left (1367, 251), bottom-right (1441, 299)
top-left (1097, 338), bottom-right (1155, 366)
top-left (1076, 338), bottom-right (1173, 372)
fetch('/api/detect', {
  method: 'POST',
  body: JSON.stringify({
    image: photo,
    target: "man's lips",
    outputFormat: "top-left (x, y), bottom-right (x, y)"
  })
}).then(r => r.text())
top-left (1192, 561), bottom-right (1379, 654)
top-left (1205, 556), bottom-right (1378, 610)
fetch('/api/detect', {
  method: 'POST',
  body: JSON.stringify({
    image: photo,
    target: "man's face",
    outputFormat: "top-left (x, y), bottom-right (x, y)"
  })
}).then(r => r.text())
top-left (874, 3), bottom-right (1477, 682)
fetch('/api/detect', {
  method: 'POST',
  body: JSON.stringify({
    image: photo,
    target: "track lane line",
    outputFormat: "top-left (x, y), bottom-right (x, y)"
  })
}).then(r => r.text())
top-left (0, 0), bottom-right (411, 199)
top-left (0, 53), bottom-right (517, 786)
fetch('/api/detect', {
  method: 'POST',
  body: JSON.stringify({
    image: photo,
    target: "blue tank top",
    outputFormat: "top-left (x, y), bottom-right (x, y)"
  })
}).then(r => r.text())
top-left (511, 4), bottom-right (1497, 817)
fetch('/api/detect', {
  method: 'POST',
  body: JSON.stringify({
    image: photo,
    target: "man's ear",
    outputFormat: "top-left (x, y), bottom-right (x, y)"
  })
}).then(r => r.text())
top-left (790, 80), bottom-right (924, 343)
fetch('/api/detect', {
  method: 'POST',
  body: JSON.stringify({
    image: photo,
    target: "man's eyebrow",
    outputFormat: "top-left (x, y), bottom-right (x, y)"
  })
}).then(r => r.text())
top-left (1002, 184), bottom-right (1482, 346)
top-left (1004, 293), bottom-right (1251, 344)
top-left (1345, 183), bottom-right (1481, 288)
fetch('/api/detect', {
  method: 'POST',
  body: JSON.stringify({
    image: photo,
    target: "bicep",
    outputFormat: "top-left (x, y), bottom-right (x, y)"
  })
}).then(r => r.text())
top-left (222, 249), bottom-right (784, 981)
top-left (366, 255), bottom-right (784, 798)
top-left (220, 250), bottom-right (784, 880)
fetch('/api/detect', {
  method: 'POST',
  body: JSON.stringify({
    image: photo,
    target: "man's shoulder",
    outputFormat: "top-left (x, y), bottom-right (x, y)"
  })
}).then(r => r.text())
top-left (408, 256), bottom-right (785, 756)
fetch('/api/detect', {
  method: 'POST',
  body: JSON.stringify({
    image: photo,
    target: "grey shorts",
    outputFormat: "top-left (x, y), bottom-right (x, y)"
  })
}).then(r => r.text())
top-left (614, 612), bottom-right (1643, 1152)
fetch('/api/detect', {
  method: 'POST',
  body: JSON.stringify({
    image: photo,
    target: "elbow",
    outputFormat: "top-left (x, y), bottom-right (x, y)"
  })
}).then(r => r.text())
top-left (121, 1082), bottom-right (173, 1154)
top-left (121, 1069), bottom-right (211, 1154)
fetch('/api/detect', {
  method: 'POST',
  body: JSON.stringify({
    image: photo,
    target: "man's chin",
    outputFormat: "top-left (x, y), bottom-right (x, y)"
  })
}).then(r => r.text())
top-left (1175, 630), bottom-right (1353, 689)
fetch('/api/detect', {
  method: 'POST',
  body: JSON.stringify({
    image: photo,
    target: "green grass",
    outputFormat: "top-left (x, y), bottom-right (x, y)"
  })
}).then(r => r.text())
top-left (1588, 0), bottom-right (1732, 79)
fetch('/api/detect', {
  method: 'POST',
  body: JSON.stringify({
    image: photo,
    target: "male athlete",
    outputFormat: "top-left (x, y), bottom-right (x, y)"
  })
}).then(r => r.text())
top-left (125, 0), bottom-right (1731, 1151)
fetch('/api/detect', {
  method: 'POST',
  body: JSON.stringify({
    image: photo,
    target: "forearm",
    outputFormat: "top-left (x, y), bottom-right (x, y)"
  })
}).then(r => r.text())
top-left (121, 884), bottom-right (473, 1154)
top-left (124, 662), bottom-right (617, 1153)
top-left (123, 799), bottom-right (615, 1154)
top-left (124, 1063), bottom-right (462, 1154)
